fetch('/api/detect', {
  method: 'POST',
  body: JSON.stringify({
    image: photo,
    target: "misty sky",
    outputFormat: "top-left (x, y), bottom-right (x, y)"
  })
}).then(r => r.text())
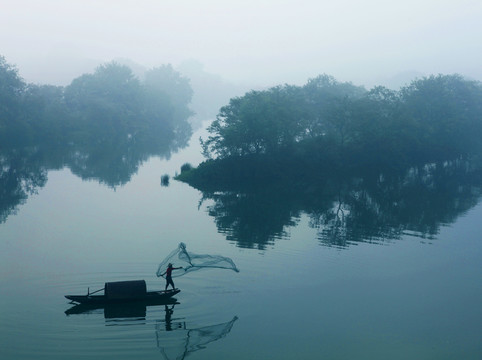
top-left (1, 0), bottom-right (481, 88)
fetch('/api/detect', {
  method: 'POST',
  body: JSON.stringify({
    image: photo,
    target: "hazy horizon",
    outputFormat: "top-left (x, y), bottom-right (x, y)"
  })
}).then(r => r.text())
top-left (1, 0), bottom-right (481, 89)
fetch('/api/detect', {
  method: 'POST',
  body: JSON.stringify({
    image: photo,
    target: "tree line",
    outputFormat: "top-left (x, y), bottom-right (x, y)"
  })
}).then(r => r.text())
top-left (198, 74), bottom-right (482, 176)
top-left (0, 55), bottom-right (193, 149)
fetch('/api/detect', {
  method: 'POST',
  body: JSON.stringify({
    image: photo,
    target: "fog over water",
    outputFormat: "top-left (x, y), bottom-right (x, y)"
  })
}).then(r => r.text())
top-left (1, 0), bottom-right (481, 88)
top-left (1, 3), bottom-right (482, 358)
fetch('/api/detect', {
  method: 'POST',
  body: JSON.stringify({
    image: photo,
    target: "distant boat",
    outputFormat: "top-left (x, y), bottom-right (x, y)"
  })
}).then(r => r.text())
top-left (65, 280), bottom-right (180, 305)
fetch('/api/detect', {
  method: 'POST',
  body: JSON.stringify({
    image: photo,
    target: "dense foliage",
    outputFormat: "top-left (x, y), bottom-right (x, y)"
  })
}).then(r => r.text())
top-left (200, 74), bottom-right (482, 171)
top-left (0, 56), bottom-right (193, 149)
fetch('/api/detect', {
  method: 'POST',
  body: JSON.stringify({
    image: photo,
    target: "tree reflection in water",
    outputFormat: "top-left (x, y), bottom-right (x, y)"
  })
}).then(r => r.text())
top-left (0, 119), bottom-right (191, 224)
top-left (0, 147), bottom-right (48, 223)
top-left (195, 157), bottom-right (482, 249)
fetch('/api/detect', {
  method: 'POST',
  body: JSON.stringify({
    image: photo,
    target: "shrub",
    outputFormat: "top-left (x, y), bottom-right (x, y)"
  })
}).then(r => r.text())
top-left (161, 174), bottom-right (170, 186)
top-left (180, 163), bottom-right (193, 173)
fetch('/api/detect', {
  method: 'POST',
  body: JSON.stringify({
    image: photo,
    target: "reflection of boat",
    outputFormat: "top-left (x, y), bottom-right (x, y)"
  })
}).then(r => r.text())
top-left (65, 297), bottom-right (179, 317)
top-left (65, 280), bottom-right (180, 305)
top-left (65, 293), bottom-right (237, 360)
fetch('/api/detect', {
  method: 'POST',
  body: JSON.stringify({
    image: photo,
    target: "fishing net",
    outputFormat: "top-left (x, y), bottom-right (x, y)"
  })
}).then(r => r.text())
top-left (156, 315), bottom-right (238, 360)
top-left (156, 242), bottom-right (239, 278)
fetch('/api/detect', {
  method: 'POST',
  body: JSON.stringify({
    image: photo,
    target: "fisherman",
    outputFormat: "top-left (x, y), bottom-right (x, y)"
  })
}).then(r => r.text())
top-left (161, 263), bottom-right (182, 290)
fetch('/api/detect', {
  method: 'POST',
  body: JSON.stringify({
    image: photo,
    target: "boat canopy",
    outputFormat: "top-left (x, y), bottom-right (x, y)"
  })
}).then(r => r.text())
top-left (104, 280), bottom-right (147, 300)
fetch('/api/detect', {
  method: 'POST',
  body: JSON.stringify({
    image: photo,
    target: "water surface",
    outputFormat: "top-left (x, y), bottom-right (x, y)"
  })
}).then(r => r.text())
top-left (1, 127), bottom-right (481, 359)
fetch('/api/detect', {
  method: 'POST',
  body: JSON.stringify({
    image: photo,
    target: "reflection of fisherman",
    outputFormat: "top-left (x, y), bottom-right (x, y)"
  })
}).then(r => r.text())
top-left (164, 304), bottom-right (184, 331)
top-left (165, 304), bottom-right (174, 331)
top-left (161, 263), bottom-right (182, 290)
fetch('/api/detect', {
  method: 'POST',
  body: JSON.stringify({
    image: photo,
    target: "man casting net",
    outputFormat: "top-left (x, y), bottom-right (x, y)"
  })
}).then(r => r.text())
top-left (156, 242), bottom-right (239, 279)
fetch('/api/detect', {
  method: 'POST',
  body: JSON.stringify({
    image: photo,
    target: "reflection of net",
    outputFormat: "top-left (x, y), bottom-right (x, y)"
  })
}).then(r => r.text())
top-left (156, 316), bottom-right (238, 360)
top-left (156, 242), bottom-right (239, 278)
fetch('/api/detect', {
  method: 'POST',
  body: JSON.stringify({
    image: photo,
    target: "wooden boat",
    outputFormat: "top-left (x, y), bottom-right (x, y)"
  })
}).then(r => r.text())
top-left (65, 280), bottom-right (180, 305)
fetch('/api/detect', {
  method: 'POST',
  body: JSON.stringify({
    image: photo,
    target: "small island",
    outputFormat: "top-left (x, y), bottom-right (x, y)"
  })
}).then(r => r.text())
top-left (177, 74), bottom-right (482, 191)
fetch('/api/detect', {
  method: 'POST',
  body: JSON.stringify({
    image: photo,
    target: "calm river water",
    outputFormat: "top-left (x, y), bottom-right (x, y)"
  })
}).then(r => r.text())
top-left (1, 126), bottom-right (481, 360)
